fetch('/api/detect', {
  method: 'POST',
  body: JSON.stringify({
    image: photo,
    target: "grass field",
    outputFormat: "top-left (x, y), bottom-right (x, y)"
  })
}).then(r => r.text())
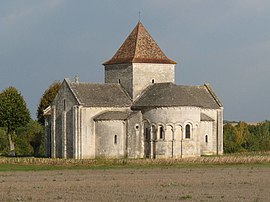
top-left (0, 152), bottom-right (270, 172)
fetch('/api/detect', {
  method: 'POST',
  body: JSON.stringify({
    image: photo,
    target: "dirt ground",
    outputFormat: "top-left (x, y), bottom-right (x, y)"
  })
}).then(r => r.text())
top-left (0, 165), bottom-right (269, 201)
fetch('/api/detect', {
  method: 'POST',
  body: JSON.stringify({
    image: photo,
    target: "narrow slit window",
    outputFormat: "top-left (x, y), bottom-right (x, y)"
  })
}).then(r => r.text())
top-left (114, 135), bottom-right (117, 144)
top-left (118, 79), bottom-right (121, 83)
top-left (185, 124), bottom-right (191, 139)
top-left (152, 79), bottom-right (155, 83)
top-left (159, 126), bottom-right (164, 139)
top-left (63, 99), bottom-right (66, 111)
top-left (205, 135), bottom-right (208, 143)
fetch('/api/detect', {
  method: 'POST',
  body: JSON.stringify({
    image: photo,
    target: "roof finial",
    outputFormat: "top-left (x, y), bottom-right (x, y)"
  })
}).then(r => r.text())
top-left (74, 75), bottom-right (79, 83)
top-left (138, 11), bottom-right (141, 22)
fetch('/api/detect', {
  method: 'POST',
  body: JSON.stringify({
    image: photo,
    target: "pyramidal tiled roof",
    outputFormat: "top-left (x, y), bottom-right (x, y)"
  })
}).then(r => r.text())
top-left (103, 22), bottom-right (176, 65)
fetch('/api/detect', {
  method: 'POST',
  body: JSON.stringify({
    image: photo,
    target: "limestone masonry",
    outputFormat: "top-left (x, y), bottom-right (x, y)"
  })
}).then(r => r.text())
top-left (44, 22), bottom-right (224, 159)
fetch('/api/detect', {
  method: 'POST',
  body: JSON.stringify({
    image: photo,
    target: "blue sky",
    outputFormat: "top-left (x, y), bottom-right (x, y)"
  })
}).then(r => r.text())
top-left (1, 0), bottom-right (270, 122)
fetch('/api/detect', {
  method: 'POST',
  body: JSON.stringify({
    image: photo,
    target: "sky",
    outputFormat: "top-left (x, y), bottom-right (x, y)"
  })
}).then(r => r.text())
top-left (0, 0), bottom-right (270, 122)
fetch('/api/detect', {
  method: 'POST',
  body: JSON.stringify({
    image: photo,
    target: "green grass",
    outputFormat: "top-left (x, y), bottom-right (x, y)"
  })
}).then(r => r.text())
top-left (179, 195), bottom-right (192, 200)
top-left (0, 153), bottom-right (270, 172)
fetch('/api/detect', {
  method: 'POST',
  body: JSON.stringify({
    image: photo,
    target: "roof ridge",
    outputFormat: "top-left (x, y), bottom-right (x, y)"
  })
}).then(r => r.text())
top-left (204, 84), bottom-right (223, 108)
top-left (132, 83), bottom-right (155, 104)
top-left (64, 78), bottom-right (82, 105)
top-left (132, 22), bottom-right (140, 61)
top-left (70, 82), bottom-right (122, 86)
top-left (117, 83), bottom-right (132, 101)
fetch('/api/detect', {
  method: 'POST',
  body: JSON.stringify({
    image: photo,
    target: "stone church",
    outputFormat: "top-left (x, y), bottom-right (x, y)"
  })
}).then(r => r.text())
top-left (44, 22), bottom-right (223, 159)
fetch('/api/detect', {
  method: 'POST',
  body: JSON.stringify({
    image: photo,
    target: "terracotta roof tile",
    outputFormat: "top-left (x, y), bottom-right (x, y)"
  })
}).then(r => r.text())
top-left (103, 22), bottom-right (176, 65)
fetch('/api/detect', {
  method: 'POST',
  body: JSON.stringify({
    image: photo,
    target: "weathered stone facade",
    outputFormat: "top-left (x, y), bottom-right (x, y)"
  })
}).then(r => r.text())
top-left (44, 22), bottom-right (223, 159)
top-left (105, 63), bottom-right (175, 100)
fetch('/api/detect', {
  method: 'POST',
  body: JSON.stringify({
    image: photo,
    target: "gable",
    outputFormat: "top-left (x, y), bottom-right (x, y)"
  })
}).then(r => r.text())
top-left (52, 79), bottom-right (79, 107)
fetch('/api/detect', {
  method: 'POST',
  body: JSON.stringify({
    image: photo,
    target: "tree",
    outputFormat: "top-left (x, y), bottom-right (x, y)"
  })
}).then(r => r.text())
top-left (15, 121), bottom-right (45, 156)
top-left (37, 81), bottom-right (61, 125)
top-left (223, 123), bottom-right (241, 153)
top-left (0, 87), bottom-right (31, 156)
top-left (256, 121), bottom-right (270, 151)
top-left (0, 128), bottom-right (9, 155)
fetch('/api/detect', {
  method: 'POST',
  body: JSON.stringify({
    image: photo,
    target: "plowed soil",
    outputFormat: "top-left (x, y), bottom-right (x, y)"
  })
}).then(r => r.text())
top-left (0, 166), bottom-right (269, 201)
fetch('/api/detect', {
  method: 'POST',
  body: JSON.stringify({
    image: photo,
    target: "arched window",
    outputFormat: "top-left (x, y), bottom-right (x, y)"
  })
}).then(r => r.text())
top-left (159, 126), bottom-right (165, 139)
top-left (205, 135), bottom-right (208, 143)
top-left (114, 135), bottom-right (117, 144)
top-left (185, 124), bottom-right (191, 139)
top-left (145, 128), bottom-right (150, 141)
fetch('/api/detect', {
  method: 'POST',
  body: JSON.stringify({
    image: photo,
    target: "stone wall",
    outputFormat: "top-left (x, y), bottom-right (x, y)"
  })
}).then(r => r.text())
top-left (200, 121), bottom-right (214, 155)
top-left (201, 108), bottom-right (224, 155)
top-left (52, 80), bottom-right (78, 158)
top-left (105, 64), bottom-right (133, 97)
top-left (44, 115), bottom-right (51, 157)
top-left (95, 120), bottom-right (126, 158)
top-left (104, 63), bottom-right (175, 100)
top-left (132, 63), bottom-right (175, 99)
top-left (126, 112), bottom-right (144, 158)
top-left (78, 107), bottom-right (130, 159)
top-left (142, 107), bottom-right (201, 158)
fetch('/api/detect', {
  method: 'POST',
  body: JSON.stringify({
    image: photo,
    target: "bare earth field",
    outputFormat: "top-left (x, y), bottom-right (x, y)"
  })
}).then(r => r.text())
top-left (0, 165), bottom-right (269, 202)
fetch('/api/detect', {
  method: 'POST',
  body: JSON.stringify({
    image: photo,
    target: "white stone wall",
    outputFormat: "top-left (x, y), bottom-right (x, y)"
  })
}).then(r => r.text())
top-left (78, 107), bottom-right (130, 159)
top-left (126, 112), bottom-right (144, 158)
top-left (143, 107), bottom-right (200, 124)
top-left (132, 63), bottom-right (175, 99)
top-left (95, 120), bottom-right (126, 158)
top-left (201, 108), bottom-right (224, 155)
top-left (142, 107), bottom-right (201, 158)
top-left (200, 121), bottom-right (214, 155)
top-left (104, 63), bottom-right (175, 100)
top-left (52, 80), bottom-right (79, 158)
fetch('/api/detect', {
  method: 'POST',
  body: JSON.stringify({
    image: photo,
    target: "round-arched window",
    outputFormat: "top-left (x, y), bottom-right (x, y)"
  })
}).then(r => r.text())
top-left (185, 124), bottom-right (191, 139)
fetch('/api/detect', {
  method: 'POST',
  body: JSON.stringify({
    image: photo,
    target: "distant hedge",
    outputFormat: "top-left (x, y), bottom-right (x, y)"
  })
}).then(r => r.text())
top-left (224, 121), bottom-right (270, 153)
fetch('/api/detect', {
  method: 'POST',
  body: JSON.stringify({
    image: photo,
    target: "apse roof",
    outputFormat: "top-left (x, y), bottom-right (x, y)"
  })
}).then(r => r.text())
top-left (132, 83), bottom-right (222, 109)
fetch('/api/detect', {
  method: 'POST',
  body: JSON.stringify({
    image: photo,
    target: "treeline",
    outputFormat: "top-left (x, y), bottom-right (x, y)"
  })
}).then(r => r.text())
top-left (0, 82), bottom-right (60, 157)
top-left (224, 121), bottom-right (270, 153)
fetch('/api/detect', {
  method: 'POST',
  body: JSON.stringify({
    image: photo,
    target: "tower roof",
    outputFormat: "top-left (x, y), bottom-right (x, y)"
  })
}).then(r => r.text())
top-left (103, 22), bottom-right (176, 65)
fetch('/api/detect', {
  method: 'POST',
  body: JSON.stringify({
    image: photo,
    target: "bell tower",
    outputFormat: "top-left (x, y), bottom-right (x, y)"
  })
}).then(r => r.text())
top-left (103, 22), bottom-right (176, 100)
